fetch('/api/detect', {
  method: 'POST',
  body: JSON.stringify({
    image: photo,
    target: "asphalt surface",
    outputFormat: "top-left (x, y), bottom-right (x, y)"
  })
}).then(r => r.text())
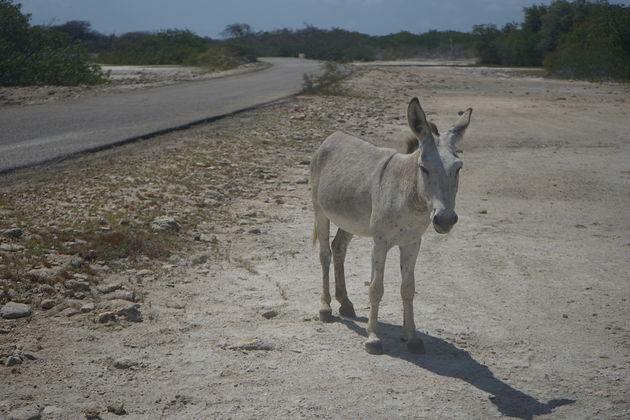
top-left (0, 57), bottom-right (321, 173)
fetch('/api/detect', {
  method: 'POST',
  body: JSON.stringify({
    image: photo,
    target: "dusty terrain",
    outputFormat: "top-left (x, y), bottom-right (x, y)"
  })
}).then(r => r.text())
top-left (1, 64), bottom-right (629, 419)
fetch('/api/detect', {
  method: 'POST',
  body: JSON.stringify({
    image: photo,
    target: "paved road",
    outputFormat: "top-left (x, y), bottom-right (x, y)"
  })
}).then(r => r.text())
top-left (0, 58), bottom-right (321, 173)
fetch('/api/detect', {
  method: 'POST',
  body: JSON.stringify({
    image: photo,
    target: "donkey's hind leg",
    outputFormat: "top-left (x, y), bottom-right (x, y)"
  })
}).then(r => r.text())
top-left (314, 211), bottom-right (333, 323)
top-left (332, 228), bottom-right (356, 318)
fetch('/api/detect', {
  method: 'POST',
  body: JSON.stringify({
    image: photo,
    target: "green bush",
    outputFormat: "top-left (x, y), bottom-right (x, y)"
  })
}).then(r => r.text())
top-left (302, 62), bottom-right (353, 96)
top-left (98, 29), bottom-right (209, 65)
top-left (184, 46), bottom-right (239, 71)
top-left (0, 0), bottom-right (104, 86)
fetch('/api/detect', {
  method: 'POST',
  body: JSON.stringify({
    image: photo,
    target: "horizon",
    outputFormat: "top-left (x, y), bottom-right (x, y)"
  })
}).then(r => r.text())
top-left (16, 0), bottom-right (630, 39)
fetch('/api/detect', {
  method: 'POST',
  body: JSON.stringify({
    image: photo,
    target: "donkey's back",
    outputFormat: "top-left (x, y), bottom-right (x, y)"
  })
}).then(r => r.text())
top-left (310, 131), bottom-right (400, 238)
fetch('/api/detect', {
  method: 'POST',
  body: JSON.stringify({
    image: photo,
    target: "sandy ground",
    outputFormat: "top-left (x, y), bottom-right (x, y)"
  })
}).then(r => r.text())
top-left (0, 64), bottom-right (629, 419)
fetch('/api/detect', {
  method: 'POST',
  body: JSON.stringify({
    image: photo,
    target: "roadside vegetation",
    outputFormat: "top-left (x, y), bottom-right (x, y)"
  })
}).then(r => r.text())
top-left (302, 62), bottom-right (354, 96)
top-left (473, 0), bottom-right (630, 80)
top-left (1, 0), bottom-right (627, 87)
top-left (0, 0), bottom-right (104, 86)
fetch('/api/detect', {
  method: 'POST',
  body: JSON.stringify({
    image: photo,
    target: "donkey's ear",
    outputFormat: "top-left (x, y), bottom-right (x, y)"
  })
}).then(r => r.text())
top-left (451, 108), bottom-right (472, 136)
top-left (407, 97), bottom-right (431, 144)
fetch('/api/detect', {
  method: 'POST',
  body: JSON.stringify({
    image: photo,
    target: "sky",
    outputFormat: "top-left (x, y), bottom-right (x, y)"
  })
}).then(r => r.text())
top-left (17, 0), bottom-right (630, 38)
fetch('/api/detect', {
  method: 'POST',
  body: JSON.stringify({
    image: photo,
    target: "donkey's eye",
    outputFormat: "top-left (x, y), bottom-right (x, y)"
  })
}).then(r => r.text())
top-left (420, 166), bottom-right (429, 175)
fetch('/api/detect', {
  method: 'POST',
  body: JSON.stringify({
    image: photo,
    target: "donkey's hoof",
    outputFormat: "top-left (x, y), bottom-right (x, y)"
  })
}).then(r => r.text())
top-left (339, 300), bottom-right (356, 318)
top-left (407, 338), bottom-right (425, 354)
top-left (365, 338), bottom-right (384, 355)
top-left (319, 309), bottom-right (333, 323)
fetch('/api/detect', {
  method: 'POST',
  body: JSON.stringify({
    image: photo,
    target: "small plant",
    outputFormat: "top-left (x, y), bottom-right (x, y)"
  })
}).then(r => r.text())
top-left (301, 62), bottom-right (353, 96)
top-left (184, 46), bottom-right (239, 71)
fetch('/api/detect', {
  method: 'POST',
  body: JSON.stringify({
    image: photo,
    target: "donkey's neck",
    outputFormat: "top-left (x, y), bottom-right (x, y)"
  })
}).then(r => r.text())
top-left (396, 149), bottom-right (427, 213)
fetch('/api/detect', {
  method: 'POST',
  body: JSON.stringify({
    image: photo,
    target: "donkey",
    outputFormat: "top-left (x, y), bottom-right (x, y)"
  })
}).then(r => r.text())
top-left (310, 97), bottom-right (472, 354)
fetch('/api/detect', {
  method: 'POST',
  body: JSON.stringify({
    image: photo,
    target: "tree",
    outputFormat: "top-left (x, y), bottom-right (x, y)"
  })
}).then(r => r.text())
top-left (0, 0), bottom-right (103, 85)
top-left (472, 24), bottom-right (502, 64)
top-left (52, 20), bottom-right (111, 52)
top-left (544, 4), bottom-right (630, 79)
top-left (221, 23), bottom-right (253, 39)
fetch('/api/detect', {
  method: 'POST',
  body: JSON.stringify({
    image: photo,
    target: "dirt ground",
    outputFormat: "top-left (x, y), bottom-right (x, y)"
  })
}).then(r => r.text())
top-left (1, 63), bottom-right (629, 419)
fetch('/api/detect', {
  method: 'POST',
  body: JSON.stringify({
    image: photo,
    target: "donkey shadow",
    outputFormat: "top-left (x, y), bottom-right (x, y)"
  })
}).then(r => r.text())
top-left (336, 316), bottom-right (574, 420)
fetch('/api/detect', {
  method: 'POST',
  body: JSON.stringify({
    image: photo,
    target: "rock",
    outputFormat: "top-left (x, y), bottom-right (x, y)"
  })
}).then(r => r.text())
top-left (7, 405), bottom-right (41, 420)
top-left (0, 344), bottom-right (17, 357)
top-left (3, 228), bottom-right (23, 239)
top-left (150, 216), bottom-right (180, 234)
top-left (63, 280), bottom-right (91, 292)
top-left (196, 199), bottom-right (220, 208)
top-left (41, 405), bottom-right (63, 419)
top-left (97, 311), bottom-right (117, 323)
top-left (41, 299), bottom-right (56, 310)
top-left (1, 302), bottom-right (32, 319)
top-left (191, 254), bottom-right (208, 265)
top-left (205, 189), bottom-right (224, 200)
top-left (106, 403), bottom-right (127, 416)
top-left (104, 290), bottom-right (135, 302)
top-left (38, 284), bottom-right (57, 295)
top-left (6, 355), bottom-right (23, 366)
top-left (62, 308), bottom-right (80, 317)
top-left (27, 268), bottom-right (60, 283)
top-left (0, 243), bottom-right (24, 252)
top-left (83, 406), bottom-right (100, 419)
top-left (113, 358), bottom-right (138, 369)
top-left (116, 305), bottom-right (142, 322)
top-left (248, 228), bottom-right (262, 234)
top-left (199, 234), bottom-right (219, 244)
top-left (80, 303), bottom-right (95, 313)
top-left (135, 269), bottom-right (154, 278)
top-left (97, 282), bottom-right (122, 294)
top-left (262, 310), bottom-right (278, 319)
top-left (165, 301), bottom-right (185, 309)
top-left (22, 352), bottom-right (38, 360)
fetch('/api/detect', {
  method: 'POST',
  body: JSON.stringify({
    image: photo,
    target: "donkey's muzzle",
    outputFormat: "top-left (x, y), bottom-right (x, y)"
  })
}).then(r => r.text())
top-left (433, 212), bottom-right (458, 234)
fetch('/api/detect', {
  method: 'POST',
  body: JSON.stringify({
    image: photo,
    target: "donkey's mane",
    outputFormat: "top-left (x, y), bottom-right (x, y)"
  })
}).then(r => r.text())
top-left (404, 121), bottom-right (439, 154)
top-left (404, 136), bottom-right (420, 154)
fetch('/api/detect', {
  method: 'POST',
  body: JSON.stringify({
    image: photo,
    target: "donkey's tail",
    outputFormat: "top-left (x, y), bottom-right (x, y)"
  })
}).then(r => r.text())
top-left (311, 224), bottom-right (318, 247)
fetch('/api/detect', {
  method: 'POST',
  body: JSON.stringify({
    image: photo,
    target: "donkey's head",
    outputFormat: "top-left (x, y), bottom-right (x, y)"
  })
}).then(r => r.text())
top-left (407, 97), bottom-right (472, 234)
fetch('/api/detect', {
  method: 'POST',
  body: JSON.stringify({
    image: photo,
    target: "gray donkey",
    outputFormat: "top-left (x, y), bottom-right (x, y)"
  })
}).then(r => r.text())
top-left (310, 97), bottom-right (472, 354)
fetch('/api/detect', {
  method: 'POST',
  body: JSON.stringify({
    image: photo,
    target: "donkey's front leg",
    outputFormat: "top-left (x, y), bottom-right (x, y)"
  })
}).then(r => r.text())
top-left (400, 240), bottom-right (425, 354)
top-left (366, 239), bottom-right (388, 355)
